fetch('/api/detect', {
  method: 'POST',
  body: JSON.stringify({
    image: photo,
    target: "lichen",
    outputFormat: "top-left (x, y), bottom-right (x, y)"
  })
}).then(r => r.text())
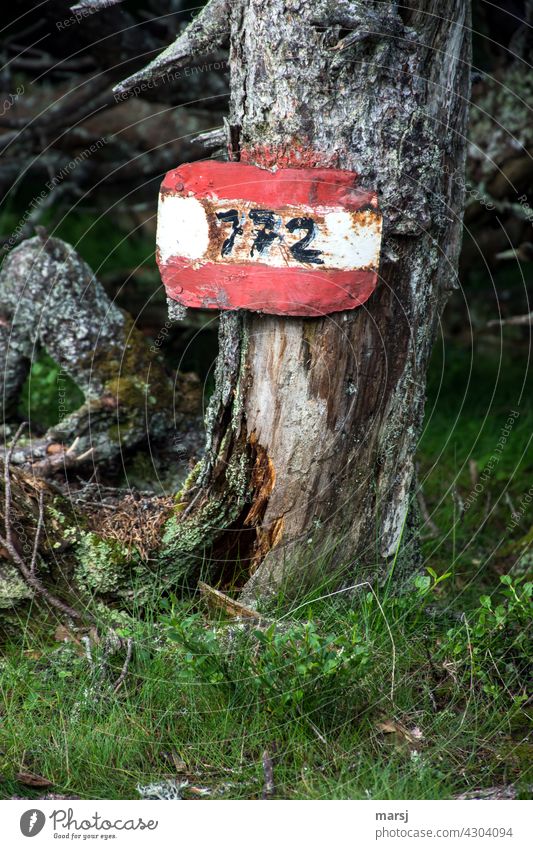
top-left (0, 561), bottom-right (33, 608)
top-left (75, 532), bottom-right (132, 594)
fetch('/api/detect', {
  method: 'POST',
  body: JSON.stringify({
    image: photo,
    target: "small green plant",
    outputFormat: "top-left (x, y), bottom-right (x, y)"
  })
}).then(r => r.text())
top-left (249, 617), bottom-right (370, 717)
top-left (441, 575), bottom-right (532, 698)
top-left (413, 566), bottom-right (453, 598)
top-left (161, 606), bottom-right (371, 723)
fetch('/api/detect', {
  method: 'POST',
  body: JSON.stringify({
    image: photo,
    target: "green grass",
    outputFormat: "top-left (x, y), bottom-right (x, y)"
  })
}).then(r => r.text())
top-left (419, 335), bottom-right (533, 588)
top-left (0, 564), bottom-right (530, 800)
top-left (0, 334), bottom-right (531, 801)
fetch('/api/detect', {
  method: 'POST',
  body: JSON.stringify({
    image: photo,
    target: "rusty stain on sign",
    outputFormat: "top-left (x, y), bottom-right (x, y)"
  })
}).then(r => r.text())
top-left (157, 161), bottom-right (382, 316)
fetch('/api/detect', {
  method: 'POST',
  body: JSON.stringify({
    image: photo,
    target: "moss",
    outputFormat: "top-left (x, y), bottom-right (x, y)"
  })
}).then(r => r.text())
top-left (75, 532), bottom-right (132, 594)
top-left (174, 461), bottom-right (202, 509)
top-left (159, 441), bottom-right (253, 586)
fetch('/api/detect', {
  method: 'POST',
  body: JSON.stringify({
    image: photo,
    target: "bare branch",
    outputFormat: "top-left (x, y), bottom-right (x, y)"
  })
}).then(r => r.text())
top-left (191, 126), bottom-right (226, 150)
top-left (113, 638), bottom-right (134, 693)
top-left (114, 0), bottom-right (231, 94)
top-left (30, 491), bottom-right (45, 576)
top-left (487, 311), bottom-right (533, 328)
top-left (1, 426), bottom-right (87, 620)
top-left (71, 0), bottom-right (125, 11)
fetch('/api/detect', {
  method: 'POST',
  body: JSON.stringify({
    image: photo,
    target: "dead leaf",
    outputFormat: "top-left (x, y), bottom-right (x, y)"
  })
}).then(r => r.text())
top-left (46, 443), bottom-right (64, 455)
top-left (16, 771), bottom-right (54, 788)
top-left (54, 625), bottom-right (81, 645)
top-left (376, 720), bottom-right (420, 746)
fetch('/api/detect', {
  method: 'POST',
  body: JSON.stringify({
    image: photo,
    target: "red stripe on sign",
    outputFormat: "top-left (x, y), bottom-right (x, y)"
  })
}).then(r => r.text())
top-left (161, 161), bottom-right (376, 212)
top-left (157, 160), bottom-right (382, 316)
top-left (159, 260), bottom-right (378, 316)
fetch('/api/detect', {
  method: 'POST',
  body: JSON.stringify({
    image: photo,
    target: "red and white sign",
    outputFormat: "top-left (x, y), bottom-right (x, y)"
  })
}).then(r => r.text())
top-left (157, 161), bottom-right (382, 316)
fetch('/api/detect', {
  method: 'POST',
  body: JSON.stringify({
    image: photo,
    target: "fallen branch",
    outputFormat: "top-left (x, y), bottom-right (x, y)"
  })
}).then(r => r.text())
top-left (0, 424), bottom-right (86, 621)
top-left (113, 637), bottom-right (134, 693)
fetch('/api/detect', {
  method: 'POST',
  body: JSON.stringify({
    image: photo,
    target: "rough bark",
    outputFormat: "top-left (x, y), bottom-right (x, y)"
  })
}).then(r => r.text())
top-left (158, 0), bottom-right (472, 600)
top-left (0, 231), bottom-right (175, 468)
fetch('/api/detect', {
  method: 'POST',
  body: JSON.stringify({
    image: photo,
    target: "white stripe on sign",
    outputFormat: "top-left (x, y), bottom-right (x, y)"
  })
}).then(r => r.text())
top-left (157, 194), bottom-right (381, 271)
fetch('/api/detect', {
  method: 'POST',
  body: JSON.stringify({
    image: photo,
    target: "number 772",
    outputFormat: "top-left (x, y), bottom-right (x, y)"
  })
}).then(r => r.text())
top-left (215, 208), bottom-right (324, 265)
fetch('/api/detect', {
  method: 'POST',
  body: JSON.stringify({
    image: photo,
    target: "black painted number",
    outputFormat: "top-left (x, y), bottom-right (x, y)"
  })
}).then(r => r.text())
top-left (216, 208), bottom-right (324, 265)
top-left (216, 209), bottom-right (243, 256)
top-left (249, 209), bottom-right (279, 256)
top-left (286, 217), bottom-right (324, 265)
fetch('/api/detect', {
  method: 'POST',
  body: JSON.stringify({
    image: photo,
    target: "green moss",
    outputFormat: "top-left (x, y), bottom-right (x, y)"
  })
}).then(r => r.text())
top-left (174, 461), bottom-right (202, 508)
top-left (18, 351), bottom-right (84, 429)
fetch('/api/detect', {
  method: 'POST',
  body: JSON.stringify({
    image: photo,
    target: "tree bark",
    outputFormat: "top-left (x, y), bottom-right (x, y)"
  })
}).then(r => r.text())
top-left (160, 0), bottom-right (471, 600)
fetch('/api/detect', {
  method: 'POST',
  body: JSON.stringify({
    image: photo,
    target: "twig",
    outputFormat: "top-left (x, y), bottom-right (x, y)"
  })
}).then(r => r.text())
top-left (1, 424), bottom-right (86, 621)
top-left (452, 487), bottom-right (465, 522)
top-left (81, 635), bottom-right (94, 670)
top-left (113, 638), bottom-right (133, 693)
top-left (4, 422), bottom-right (27, 550)
top-left (458, 613), bottom-right (474, 732)
top-left (261, 750), bottom-right (275, 799)
top-left (504, 491), bottom-right (516, 516)
top-left (487, 309), bottom-right (533, 328)
top-left (30, 491), bottom-right (45, 576)
top-left (71, 0), bottom-right (125, 11)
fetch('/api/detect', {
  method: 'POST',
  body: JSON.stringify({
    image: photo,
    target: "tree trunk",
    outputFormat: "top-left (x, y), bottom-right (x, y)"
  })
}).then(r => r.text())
top-left (161, 0), bottom-right (471, 600)
top-left (1, 1), bottom-right (472, 612)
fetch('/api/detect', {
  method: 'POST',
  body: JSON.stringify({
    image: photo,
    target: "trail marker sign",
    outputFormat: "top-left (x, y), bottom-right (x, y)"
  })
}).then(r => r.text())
top-left (157, 161), bottom-right (382, 317)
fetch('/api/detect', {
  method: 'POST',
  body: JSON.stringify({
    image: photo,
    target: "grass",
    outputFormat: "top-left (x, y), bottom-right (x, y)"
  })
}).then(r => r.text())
top-left (0, 566), bottom-right (530, 800)
top-left (0, 323), bottom-right (531, 800)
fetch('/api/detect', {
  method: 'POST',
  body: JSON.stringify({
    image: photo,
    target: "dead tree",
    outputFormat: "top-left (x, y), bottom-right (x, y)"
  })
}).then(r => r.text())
top-left (1, 0), bottom-right (471, 612)
top-left (116, 0), bottom-right (471, 599)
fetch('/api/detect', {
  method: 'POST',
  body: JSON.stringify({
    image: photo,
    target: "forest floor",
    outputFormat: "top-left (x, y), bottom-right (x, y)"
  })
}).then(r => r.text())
top-left (1, 333), bottom-right (531, 801)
